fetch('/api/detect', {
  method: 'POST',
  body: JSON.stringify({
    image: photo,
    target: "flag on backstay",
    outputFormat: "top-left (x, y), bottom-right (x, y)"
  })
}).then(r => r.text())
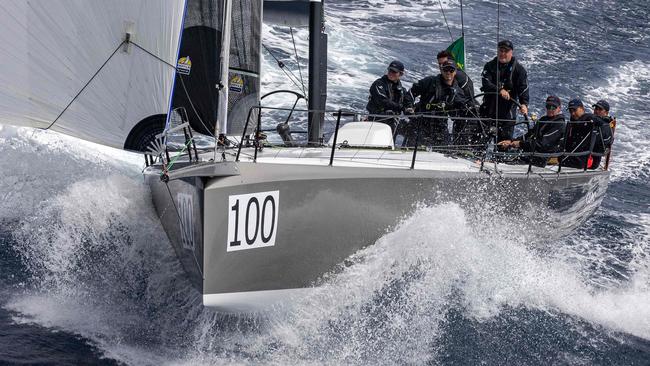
top-left (446, 36), bottom-right (465, 71)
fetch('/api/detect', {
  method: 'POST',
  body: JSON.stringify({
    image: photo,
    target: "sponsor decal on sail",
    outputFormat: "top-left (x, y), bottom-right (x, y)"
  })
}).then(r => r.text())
top-left (177, 56), bottom-right (192, 75)
top-left (229, 74), bottom-right (244, 93)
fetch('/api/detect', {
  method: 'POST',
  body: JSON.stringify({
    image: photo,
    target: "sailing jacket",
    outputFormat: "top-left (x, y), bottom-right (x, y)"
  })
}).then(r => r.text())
top-left (563, 113), bottom-right (614, 169)
top-left (518, 114), bottom-right (566, 153)
top-left (455, 69), bottom-right (476, 105)
top-left (589, 115), bottom-right (614, 168)
top-left (366, 75), bottom-right (413, 115)
top-left (479, 56), bottom-right (529, 120)
top-left (592, 116), bottom-right (614, 154)
top-left (409, 74), bottom-right (470, 113)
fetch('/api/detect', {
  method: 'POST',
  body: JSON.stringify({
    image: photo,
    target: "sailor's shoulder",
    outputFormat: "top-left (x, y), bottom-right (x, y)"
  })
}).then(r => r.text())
top-left (512, 57), bottom-right (528, 73)
top-left (539, 115), bottom-right (565, 122)
top-left (374, 75), bottom-right (389, 84)
top-left (483, 58), bottom-right (498, 69)
top-left (455, 69), bottom-right (469, 81)
top-left (371, 76), bottom-right (388, 89)
top-left (413, 75), bottom-right (436, 88)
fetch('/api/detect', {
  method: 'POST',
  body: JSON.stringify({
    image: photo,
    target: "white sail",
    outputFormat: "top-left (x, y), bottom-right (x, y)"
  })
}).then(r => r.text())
top-left (0, 0), bottom-right (186, 149)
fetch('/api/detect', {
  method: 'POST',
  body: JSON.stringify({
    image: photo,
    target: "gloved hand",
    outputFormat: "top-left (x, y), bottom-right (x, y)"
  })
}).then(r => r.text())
top-left (405, 107), bottom-right (415, 115)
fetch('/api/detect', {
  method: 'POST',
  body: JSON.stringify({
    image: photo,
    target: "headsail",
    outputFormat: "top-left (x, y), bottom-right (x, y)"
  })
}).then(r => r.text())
top-left (0, 0), bottom-right (186, 150)
top-left (171, 0), bottom-right (261, 138)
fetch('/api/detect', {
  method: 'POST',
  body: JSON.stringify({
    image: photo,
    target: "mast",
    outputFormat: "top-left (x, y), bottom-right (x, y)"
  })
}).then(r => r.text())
top-left (217, 0), bottom-right (233, 141)
top-left (460, 0), bottom-right (466, 66)
top-left (495, 0), bottom-right (500, 130)
top-left (308, 0), bottom-right (326, 145)
top-left (460, 0), bottom-right (465, 38)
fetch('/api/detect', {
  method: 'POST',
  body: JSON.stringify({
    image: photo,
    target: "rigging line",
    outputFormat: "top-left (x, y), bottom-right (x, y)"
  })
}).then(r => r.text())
top-left (178, 77), bottom-right (216, 137)
top-left (131, 41), bottom-right (176, 68)
top-left (262, 43), bottom-right (300, 88)
top-left (262, 43), bottom-right (306, 93)
top-left (290, 27), bottom-right (307, 95)
top-left (46, 40), bottom-right (125, 130)
top-left (46, 39), bottom-right (177, 130)
top-left (438, 0), bottom-right (454, 42)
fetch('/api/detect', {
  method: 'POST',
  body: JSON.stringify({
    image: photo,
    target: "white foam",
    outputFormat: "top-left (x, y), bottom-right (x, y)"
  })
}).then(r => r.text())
top-left (0, 125), bottom-right (142, 220)
top-left (262, 205), bottom-right (650, 360)
top-left (5, 185), bottom-right (649, 364)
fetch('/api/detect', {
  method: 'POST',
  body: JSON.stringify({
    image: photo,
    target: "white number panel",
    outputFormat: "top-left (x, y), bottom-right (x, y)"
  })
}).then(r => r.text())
top-left (227, 190), bottom-right (279, 252)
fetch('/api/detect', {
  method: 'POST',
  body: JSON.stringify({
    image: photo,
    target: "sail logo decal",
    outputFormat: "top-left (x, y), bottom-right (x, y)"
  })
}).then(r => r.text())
top-left (177, 193), bottom-right (195, 250)
top-left (177, 56), bottom-right (192, 75)
top-left (227, 191), bottom-right (279, 252)
top-left (229, 75), bottom-right (244, 93)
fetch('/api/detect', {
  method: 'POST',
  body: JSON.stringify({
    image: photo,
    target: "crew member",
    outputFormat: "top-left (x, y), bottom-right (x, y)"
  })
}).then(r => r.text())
top-left (498, 95), bottom-right (565, 167)
top-left (409, 60), bottom-right (471, 145)
top-left (366, 60), bottom-right (414, 133)
top-left (590, 99), bottom-right (614, 169)
top-left (479, 40), bottom-right (529, 141)
top-left (437, 50), bottom-right (475, 104)
top-left (563, 98), bottom-right (594, 169)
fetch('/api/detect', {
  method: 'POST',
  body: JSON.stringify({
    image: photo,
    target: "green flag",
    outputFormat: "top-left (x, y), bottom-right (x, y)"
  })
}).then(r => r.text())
top-left (446, 36), bottom-right (465, 71)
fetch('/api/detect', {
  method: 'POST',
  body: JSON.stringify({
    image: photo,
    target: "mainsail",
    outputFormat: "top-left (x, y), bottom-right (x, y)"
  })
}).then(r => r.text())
top-left (0, 0), bottom-right (186, 150)
top-left (226, 0), bottom-right (262, 135)
top-left (170, 0), bottom-right (223, 137)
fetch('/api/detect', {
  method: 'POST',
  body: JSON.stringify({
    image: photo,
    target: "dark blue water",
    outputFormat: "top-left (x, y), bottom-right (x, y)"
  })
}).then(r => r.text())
top-left (2, 1), bottom-right (650, 365)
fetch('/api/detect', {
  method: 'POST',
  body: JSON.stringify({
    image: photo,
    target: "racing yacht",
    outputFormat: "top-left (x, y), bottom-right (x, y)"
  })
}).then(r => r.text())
top-left (0, 0), bottom-right (610, 312)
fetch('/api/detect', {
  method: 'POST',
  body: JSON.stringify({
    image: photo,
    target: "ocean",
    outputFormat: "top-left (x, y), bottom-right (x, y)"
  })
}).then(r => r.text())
top-left (1, 0), bottom-right (649, 364)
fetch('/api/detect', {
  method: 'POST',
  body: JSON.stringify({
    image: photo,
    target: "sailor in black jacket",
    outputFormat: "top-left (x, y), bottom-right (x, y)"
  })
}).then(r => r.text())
top-left (409, 60), bottom-right (471, 145)
top-left (563, 99), bottom-right (596, 169)
top-left (498, 95), bottom-right (565, 167)
top-left (437, 50), bottom-right (475, 105)
top-left (590, 99), bottom-right (614, 169)
top-left (480, 40), bottom-right (529, 141)
top-left (410, 60), bottom-right (470, 112)
top-left (366, 60), bottom-right (414, 132)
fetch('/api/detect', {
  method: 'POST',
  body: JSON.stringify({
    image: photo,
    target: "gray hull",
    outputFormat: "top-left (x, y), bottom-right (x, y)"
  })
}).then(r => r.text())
top-left (145, 152), bottom-right (609, 311)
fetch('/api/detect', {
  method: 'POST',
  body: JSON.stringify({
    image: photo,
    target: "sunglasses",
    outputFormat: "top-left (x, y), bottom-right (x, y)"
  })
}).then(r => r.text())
top-left (442, 67), bottom-right (456, 73)
top-left (546, 104), bottom-right (558, 110)
top-left (594, 106), bottom-right (604, 111)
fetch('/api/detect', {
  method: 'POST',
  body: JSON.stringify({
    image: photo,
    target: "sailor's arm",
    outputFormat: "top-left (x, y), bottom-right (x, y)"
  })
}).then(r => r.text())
top-left (480, 63), bottom-right (498, 93)
top-left (457, 70), bottom-right (476, 102)
top-left (403, 89), bottom-right (415, 113)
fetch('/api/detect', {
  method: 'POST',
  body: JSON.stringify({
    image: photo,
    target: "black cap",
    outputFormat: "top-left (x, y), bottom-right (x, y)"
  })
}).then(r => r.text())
top-left (440, 59), bottom-right (457, 71)
top-left (545, 95), bottom-right (561, 108)
top-left (592, 99), bottom-right (610, 112)
top-left (388, 60), bottom-right (405, 72)
top-left (498, 40), bottom-right (514, 50)
top-left (567, 98), bottom-right (584, 110)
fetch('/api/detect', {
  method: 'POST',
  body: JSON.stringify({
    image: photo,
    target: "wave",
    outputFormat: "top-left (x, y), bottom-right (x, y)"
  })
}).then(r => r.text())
top-left (3, 160), bottom-right (648, 364)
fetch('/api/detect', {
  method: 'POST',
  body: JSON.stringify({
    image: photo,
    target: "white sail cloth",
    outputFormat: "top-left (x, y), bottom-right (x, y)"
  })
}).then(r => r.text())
top-left (0, 0), bottom-right (185, 149)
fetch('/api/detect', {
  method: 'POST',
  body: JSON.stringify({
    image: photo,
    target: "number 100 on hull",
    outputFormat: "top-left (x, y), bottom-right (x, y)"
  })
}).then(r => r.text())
top-left (227, 191), bottom-right (279, 252)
